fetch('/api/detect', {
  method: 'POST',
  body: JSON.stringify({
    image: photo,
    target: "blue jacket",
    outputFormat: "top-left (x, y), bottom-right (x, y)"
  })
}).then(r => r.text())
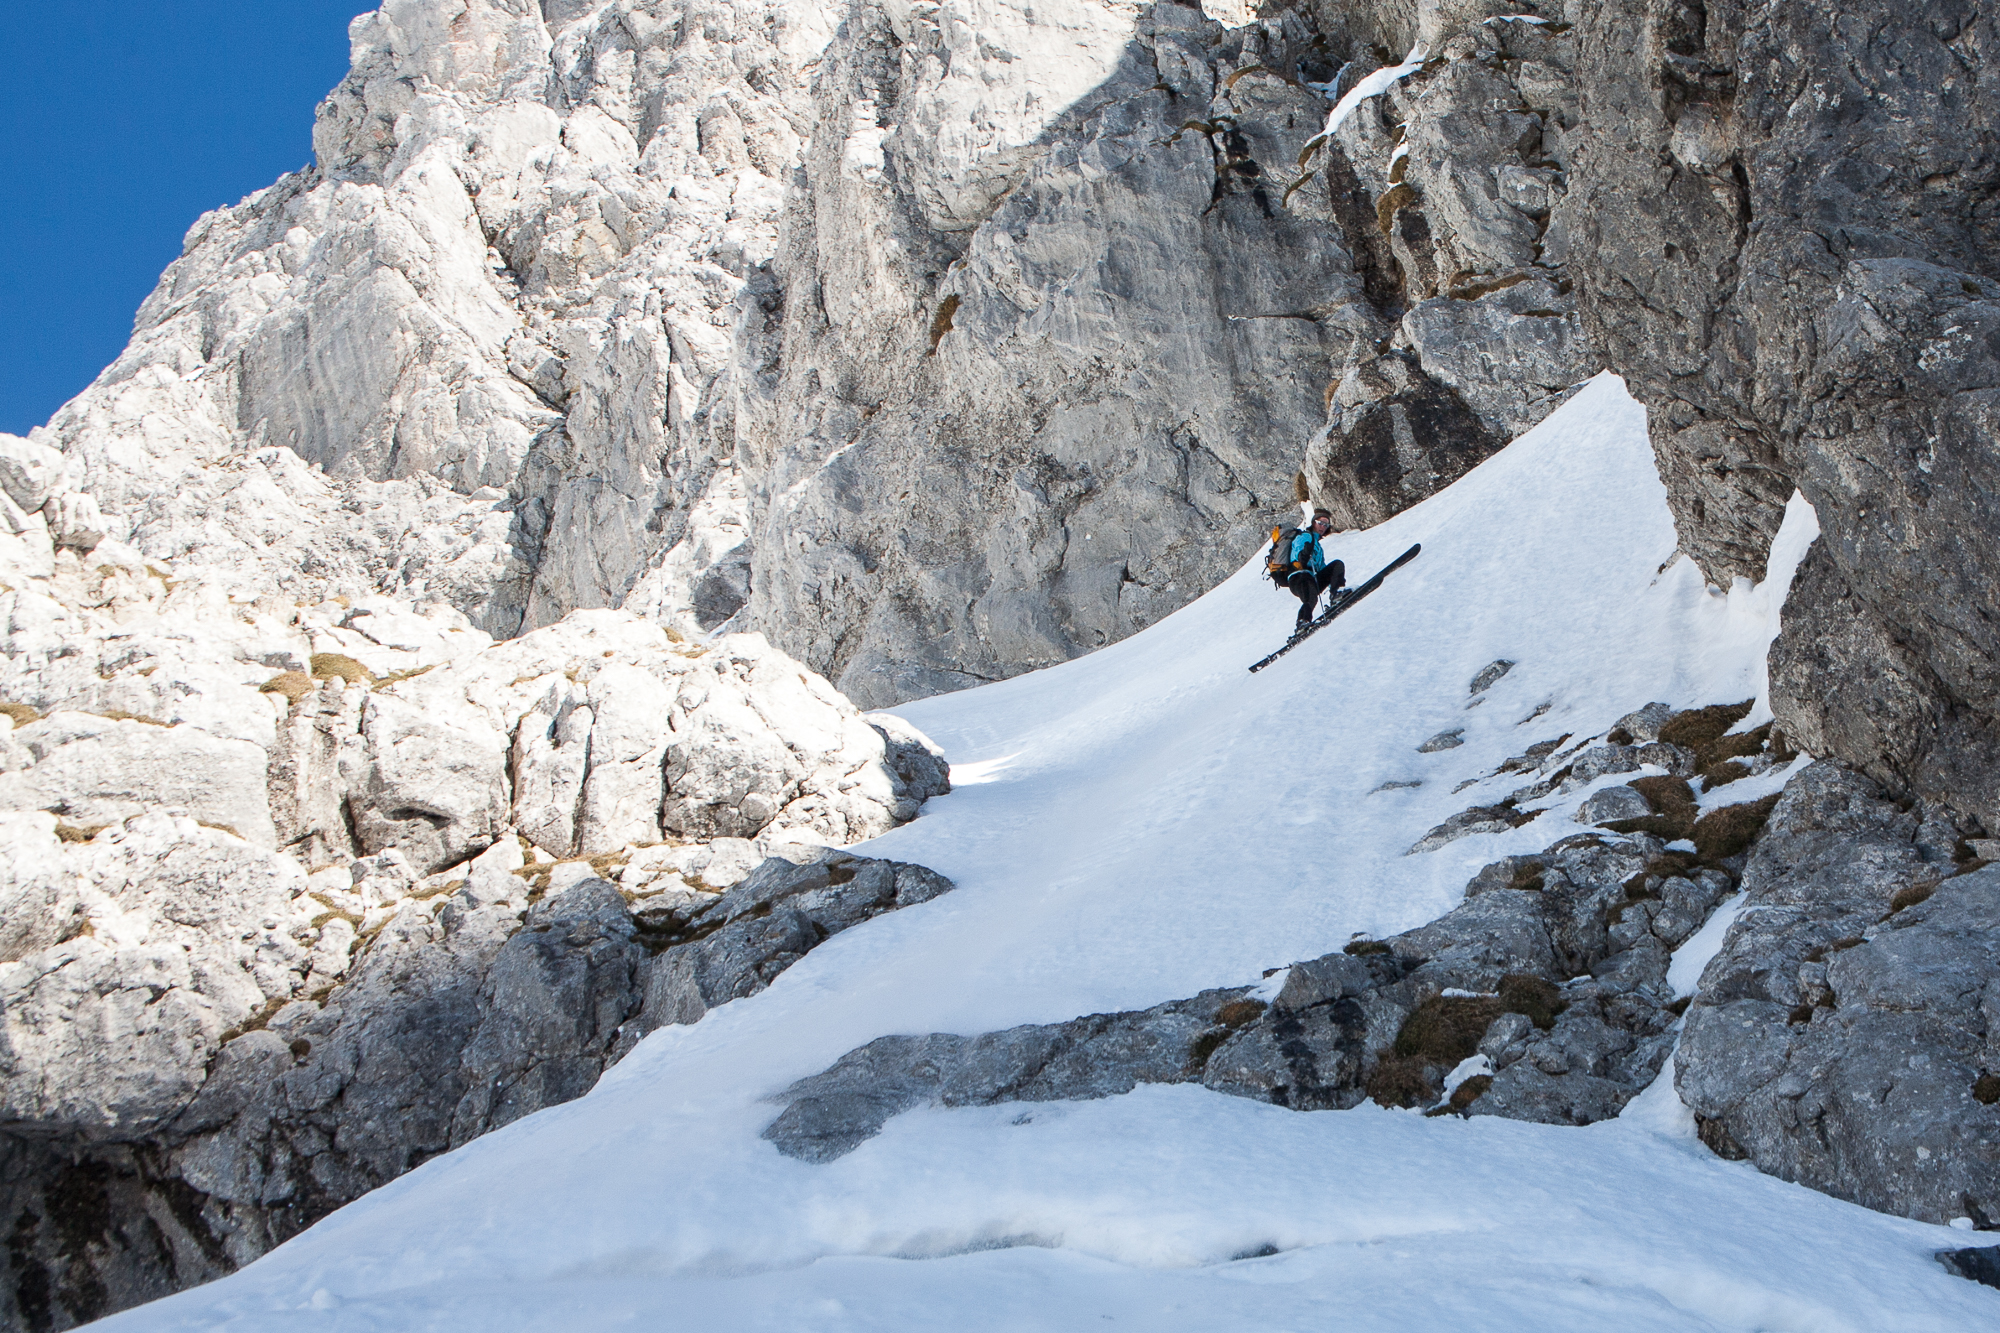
top-left (1288, 530), bottom-right (1328, 575)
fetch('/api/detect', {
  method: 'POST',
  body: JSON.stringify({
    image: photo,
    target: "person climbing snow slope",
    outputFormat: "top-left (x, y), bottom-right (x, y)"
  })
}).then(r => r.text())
top-left (1280, 509), bottom-right (1345, 629)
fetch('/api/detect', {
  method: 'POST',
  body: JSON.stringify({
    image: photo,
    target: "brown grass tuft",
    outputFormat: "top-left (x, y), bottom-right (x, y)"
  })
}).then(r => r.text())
top-left (99, 709), bottom-right (171, 727)
top-left (216, 996), bottom-right (290, 1046)
top-left (1449, 1073), bottom-right (1494, 1111)
top-left (1497, 974), bottom-right (1564, 1030)
top-left (310, 653), bottom-right (374, 685)
top-left (1365, 1053), bottom-right (1435, 1108)
top-left (372, 663), bottom-right (436, 689)
top-left (1700, 760), bottom-right (1752, 789)
top-left (1630, 775), bottom-right (1696, 820)
top-left (1660, 702), bottom-right (1772, 774)
top-left (0, 702), bottom-right (41, 726)
top-left (1395, 996), bottom-right (1506, 1064)
top-left (927, 293), bottom-right (961, 353)
top-left (1658, 701), bottom-right (1755, 751)
top-left (1888, 882), bottom-right (1938, 915)
top-left (261, 671), bottom-right (316, 703)
top-left (1376, 182), bottom-right (1416, 236)
top-left (1690, 792), bottom-right (1781, 862)
top-left (1217, 998), bottom-right (1267, 1028)
top-left (1448, 272), bottom-right (1532, 302)
top-left (1605, 775), bottom-right (1699, 841)
top-left (55, 823), bottom-right (109, 844)
top-left (1343, 939), bottom-right (1391, 956)
top-left (1622, 851), bottom-right (1700, 897)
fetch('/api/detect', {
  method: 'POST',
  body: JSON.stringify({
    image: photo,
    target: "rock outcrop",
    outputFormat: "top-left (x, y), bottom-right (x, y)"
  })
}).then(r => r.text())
top-left (1677, 762), bottom-right (2000, 1227)
top-left (0, 476), bottom-right (952, 1328)
top-left (8, 0), bottom-right (1619, 709)
top-left (1297, 7), bottom-right (1600, 529)
top-left (0, 829), bottom-right (951, 1331)
top-left (766, 727), bottom-right (2000, 1242)
top-left (764, 819), bottom-right (1742, 1160)
top-left (764, 700), bottom-right (1781, 1161)
top-left (741, 0), bottom-right (1357, 700)
top-left (15, 0), bottom-right (839, 641)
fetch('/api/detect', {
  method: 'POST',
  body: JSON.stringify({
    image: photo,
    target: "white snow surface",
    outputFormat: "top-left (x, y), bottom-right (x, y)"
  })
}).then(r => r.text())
top-left (99, 376), bottom-right (1998, 1330)
top-left (1309, 43), bottom-right (1428, 143)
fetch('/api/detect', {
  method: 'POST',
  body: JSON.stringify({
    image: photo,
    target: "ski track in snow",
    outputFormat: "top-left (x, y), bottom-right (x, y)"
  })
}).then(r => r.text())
top-left (100, 376), bottom-right (2000, 1331)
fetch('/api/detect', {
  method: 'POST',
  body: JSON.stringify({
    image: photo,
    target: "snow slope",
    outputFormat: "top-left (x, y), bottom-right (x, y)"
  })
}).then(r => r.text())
top-left (99, 377), bottom-right (1999, 1330)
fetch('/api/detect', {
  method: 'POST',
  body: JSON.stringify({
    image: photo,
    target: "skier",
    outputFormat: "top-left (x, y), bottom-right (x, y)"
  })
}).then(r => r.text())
top-left (1283, 509), bottom-right (1346, 629)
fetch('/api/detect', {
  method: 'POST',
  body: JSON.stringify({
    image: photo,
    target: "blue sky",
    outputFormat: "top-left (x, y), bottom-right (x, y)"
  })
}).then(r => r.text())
top-left (1, 2), bottom-right (365, 435)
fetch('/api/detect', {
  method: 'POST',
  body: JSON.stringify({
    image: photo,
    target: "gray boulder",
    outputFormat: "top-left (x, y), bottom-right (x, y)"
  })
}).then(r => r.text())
top-left (1406, 803), bottom-right (1540, 854)
top-left (1576, 784), bottom-right (1653, 826)
top-left (1469, 660), bottom-right (1515, 696)
top-left (633, 854), bottom-right (953, 1035)
top-left (1611, 704), bottom-right (1674, 744)
top-left (1678, 763), bottom-right (1999, 1225)
top-left (764, 988), bottom-right (1257, 1163)
top-left (1302, 15), bottom-right (1599, 533)
top-left (1561, 744), bottom-right (1642, 792)
top-left (0, 434), bottom-right (64, 516)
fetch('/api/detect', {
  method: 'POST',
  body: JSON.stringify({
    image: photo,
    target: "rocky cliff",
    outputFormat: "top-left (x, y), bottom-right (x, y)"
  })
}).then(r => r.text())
top-left (4, 0), bottom-right (2000, 1325)
top-left (1560, 0), bottom-right (2000, 835)
top-left (6, 0), bottom-right (1611, 708)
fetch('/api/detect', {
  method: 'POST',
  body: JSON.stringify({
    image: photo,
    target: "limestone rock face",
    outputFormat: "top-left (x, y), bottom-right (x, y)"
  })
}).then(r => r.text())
top-left (1297, 9), bottom-right (1600, 531)
top-left (0, 714), bottom-right (277, 847)
top-left (16, 0), bottom-right (1607, 711)
top-left (1562, 0), bottom-right (2000, 829)
top-left (742, 1), bottom-right (1361, 702)
top-left (0, 473), bottom-right (950, 1327)
top-left (0, 815), bottom-right (319, 1136)
top-left (18, 0), bottom-right (837, 644)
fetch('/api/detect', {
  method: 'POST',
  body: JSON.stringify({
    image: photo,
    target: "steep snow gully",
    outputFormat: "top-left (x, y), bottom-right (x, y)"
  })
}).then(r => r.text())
top-left (99, 378), bottom-right (1996, 1329)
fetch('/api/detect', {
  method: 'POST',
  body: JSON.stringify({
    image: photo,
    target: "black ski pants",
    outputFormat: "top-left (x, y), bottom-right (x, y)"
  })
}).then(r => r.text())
top-left (1287, 561), bottom-right (1345, 624)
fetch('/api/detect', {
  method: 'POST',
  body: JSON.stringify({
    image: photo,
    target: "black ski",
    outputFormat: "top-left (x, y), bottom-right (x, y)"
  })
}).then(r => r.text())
top-left (1248, 542), bottom-right (1422, 673)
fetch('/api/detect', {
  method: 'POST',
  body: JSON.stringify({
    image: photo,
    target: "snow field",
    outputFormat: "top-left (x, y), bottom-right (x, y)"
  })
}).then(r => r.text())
top-left (99, 376), bottom-right (2000, 1330)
